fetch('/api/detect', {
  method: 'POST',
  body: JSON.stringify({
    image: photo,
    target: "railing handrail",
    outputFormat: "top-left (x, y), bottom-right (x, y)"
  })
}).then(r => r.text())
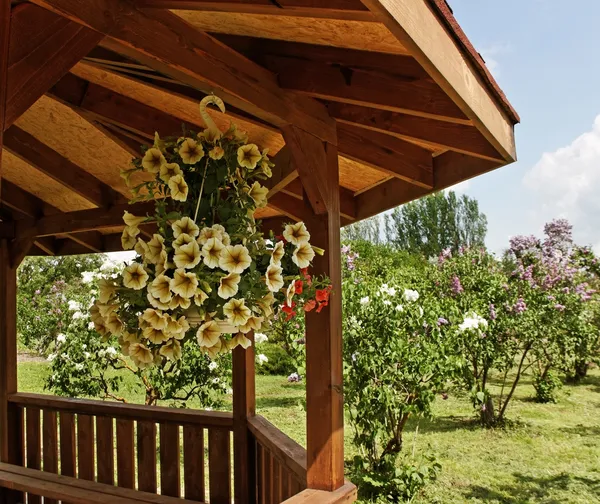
top-left (249, 414), bottom-right (307, 482)
top-left (282, 482), bottom-right (357, 504)
top-left (8, 392), bottom-right (233, 428)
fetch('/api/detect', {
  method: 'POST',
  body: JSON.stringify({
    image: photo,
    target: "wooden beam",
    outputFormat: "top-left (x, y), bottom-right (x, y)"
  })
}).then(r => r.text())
top-left (265, 147), bottom-right (298, 196)
top-left (354, 151), bottom-right (501, 220)
top-left (338, 123), bottom-right (433, 188)
top-left (217, 35), bottom-right (466, 123)
top-left (134, 0), bottom-right (374, 21)
top-left (30, 0), bottom-right (337, 143)
top-left (282, 125), bottom-right (329, 214)
top-left (266, 192), bottom-right (315, 224)
top-left (232, 333), bottom-right (256, 504)
top-left (281, 178), bottom-right (356, 221)
top-left (4, 3), bottom-right (102, 130)
top-left (20, 201), bottom-right (155, 239)
top-left (361, 0), bottom-right (517, 161)
top-left (3, 126), bottom-right (124, 207)
top-left (0, 0), bottom-right (10, 192)
top-left (327, 101), bottom-right (503, 161)
top-left (302, 142), bottom-right (344, 491)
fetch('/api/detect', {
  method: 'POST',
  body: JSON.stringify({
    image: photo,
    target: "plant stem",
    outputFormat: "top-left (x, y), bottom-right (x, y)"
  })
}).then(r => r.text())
top-left (194, 159), bottom-right (210, 223)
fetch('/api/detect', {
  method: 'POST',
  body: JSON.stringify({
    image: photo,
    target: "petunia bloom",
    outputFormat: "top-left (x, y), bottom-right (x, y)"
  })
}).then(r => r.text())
top-left (218, 273), bottom-right (241, 299)
top-left (265, 264), bottom-right (284, 292)
top-left (219, 244), bottom-right (252, 274)
top-left (237, 144), bottom-right (261, 169)
top-left (197, 321), bottom-right (221, 348)
top-left (247, 181), bottom-right (269, 208)
top-left (172, 217), bottom-right (200, 238)
top-left (202, 238), bottom-right (225, 269)
top-left (174, 240), bottom-right (201, 269)
top-left (178, 138), bottom-right (204, 164)
top-left (223, 298), bottom-right (252, 326)
top-left (292, 242), bottom-right (315, 269)
top-left (159, 162), bottom-right (182, 183)
top-left (271, 241), bottom-right (284, 265)
top-left (170, 269), bottom-right (199, 299)
top-left (149, 275), bottom-right (173, 303)
top-left (121, 226), bottom-right (139, 250)
top-left (123, 263), bottom-right (148, 290)
top-left (142, 308), bottom-right (168, 331)
top-left (283, 222), bottom-right (310, 246)
top-left (159, 339), bottom-right (182, 361)
top-left (123, 211), bottom-right (146, 228)
top-left (142, 148), bottom-right (165, 173)
top-left (168, 174), bottom-right (189, 202)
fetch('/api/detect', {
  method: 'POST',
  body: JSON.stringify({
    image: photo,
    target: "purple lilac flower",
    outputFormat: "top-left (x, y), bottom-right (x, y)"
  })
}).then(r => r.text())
top-left (438, 248), bottom-right (452, 265)
top-left (509, 235), bottom-right (540, 256)
top-left (450, 275), bottom-right (464, 295)
top-left (489, 304), bottom-right (497, 321)
top-left (35, 289), bottom-right (41, 295)
top-left (341, 245), bottom-right (351, 254)
top-left (554, 304), bottom-right (566, 311)
top-left (513, 298), bottom-right (527, 314)
top-left (437, 317), bottom-right (449, 326)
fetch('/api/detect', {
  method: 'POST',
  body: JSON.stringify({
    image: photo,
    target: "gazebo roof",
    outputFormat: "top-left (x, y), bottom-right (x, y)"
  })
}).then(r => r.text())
top-left (0, 0), bottom-right (518, 257)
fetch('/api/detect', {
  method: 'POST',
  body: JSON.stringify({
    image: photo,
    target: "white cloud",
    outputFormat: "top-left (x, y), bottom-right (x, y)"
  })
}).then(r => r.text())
top-left (448, 180), bottom-right (471, 194)
top-left (479, 43), bottom-right (512, 79)
top-left (523, 115), bottom-right (600, 247)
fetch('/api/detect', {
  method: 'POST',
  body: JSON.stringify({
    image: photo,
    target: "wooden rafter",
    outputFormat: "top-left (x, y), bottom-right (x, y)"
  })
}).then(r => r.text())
top-left (134, 0), bottom-right (374, 21)
top-left (30, 0), bottom-right (337, 143)
top-left (218, 34), bottom-right (466, 123)
top-left (361, 0), bottom-right (516, 161)
top-left (355, 151), bottom-right (501, 220)
top-left (3, 126), bottom-right (125, 208)
top-left (3, 3), bottom-right (102, 130)
top-left (280, 178), bottom-right (356, 221)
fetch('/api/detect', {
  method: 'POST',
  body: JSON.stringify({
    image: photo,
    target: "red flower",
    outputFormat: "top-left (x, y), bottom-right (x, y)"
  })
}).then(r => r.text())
top-left (316, 301), bottom-right (327, 313)
top-left (315, 288), bottom-right (330, 303)
top-left (276, 234), bottom-right (286, 243)
top-left (304, 299), bottom-right (317, 312)
top-left (294, 280), bottom-right (304, 295)
top-left (282, 301), bottom-right (297, 320)
top-left (300, 268), bottom-right (312, 286)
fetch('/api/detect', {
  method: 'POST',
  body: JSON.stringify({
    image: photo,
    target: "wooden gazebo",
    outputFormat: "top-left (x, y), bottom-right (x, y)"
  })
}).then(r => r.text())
top-left (0, 0), bottom-right (518, 503)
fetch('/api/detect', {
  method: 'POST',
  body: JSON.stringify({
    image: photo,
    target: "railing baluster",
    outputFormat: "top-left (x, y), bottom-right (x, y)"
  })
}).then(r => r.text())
top-left (42, 409), bottom-right (58, 504)
top-left (95, 416), bottom-right (114, 485)
top-left (77, 414), bottom-right (94, 481)
top-left (25, 407), bottom-right (41, 504)
top-left (136, 420), bottom-right (157, 493)
top-left (59, 411), bottom-right (76, 477)
top-left (183, 424), bottom-right (205, 501)
top-left (209, 428), bottom-right (232, 504)
top-left (116, 418), bottom-right (135, 489)
top-left (159, 422), bottom-right (181, 497)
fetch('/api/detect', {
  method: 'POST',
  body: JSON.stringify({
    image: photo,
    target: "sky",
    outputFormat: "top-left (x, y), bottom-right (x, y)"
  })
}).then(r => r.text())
top-left (443, 0), bottom-right (600, 255)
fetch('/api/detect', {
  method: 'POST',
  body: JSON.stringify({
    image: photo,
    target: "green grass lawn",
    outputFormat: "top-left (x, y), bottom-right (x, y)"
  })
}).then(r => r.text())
top-left (18, 362), bottom-right (600, 503)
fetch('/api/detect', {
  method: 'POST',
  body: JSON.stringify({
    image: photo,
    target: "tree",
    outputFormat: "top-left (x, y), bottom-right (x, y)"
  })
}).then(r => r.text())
top-left (385, 191), bottom-right (487, 258)
top-left (341, 215), bottom-right (383, 244)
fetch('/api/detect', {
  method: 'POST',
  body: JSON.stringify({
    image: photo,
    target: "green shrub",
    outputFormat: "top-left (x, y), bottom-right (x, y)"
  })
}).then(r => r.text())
top-left (255, 342), bottom-right (295, 376)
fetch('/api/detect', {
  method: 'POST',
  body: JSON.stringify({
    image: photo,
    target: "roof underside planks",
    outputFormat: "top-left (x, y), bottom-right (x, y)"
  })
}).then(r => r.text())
top-left (0, 0), bottom-right (518, 256)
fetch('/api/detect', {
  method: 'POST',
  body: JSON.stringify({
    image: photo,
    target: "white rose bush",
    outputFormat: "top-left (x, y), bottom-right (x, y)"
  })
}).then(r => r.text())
top-left (91, 95), bottom-right (330, 369)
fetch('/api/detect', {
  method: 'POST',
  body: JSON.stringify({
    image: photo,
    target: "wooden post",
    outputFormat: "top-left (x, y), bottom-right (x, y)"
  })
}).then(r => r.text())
top-left (233, 332), bottom-right (256, 503)
top-left (302, 141), bottom-right (345, 491)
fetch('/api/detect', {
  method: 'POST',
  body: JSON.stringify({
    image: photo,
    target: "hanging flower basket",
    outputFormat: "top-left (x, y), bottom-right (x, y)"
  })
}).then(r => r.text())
top-left (90, 96), bottom-right (331, 366)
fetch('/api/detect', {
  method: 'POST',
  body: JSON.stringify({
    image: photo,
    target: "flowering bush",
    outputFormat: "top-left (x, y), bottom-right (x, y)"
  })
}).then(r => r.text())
top-left (343, 255), bottom-right (451, 501)
top-left (91, 96), bottom-right (329, 369)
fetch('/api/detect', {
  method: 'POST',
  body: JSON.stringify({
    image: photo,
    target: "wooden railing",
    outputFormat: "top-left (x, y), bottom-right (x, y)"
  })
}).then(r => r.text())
top-left (8, 393), bottom-right (234, 503)
top-left (248, 415), bottom-right (307, 504)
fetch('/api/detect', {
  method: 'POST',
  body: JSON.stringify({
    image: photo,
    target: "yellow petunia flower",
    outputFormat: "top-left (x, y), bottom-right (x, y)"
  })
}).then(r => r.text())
top-left (170, 269), bottom-right (198, 298)
top-left (239, 315), bottom-right (264, 334)
top-left (143, 325), bottom-right (170, 345)
top-left (265, 264), bottom-right (284, 293)
top-left (218, 272), bottom-right (241, 299)
top-left (271, 240), bottom-right (285, 266)
top-left (172, 216), bottom-right (200, 238)
top-left (196, 320), bottom-right (221, 348)
top-left (174, 240), bottom-right (201, 269)
top-left (257, 292), bottom-right (276, 317)
top-left (142, 148), bottom-right (166, 174)
top-left (202, 238), bottom-right (225, 269)
top-left (219, 244), bottom-right (252, 274)
top-left (97, 302), bottom-right (118, 321)
top-left (129, 342), bottom-right (154, 366)
top-left (237, 144), bottom-right (261, 170)
top-left (230, 333), bottom-right (252, 350)
top-left (292, 242), bottom-right (315, 269)
top-left (106, 312), bottom-right (123, 336)
top-left (179, 138), bottom-right (204, 165)
top-left (159, 339), bottom-right (182, 361)
top-left (166, 315), bottom-right (190, 340)
top-left (121, 226), bottom-right (139, 250)
top-left (149, 274), bottom-right (173, 303)
top-left (286, 282), bottom-right (295, 306)
top-left (135, 238), bottom-right (150, 261)
top-left (147, 291), bottom-right (170, 311)
top-left (223, 298), bottom-right (252, 327)
top-left (169, 293), bottom-right (192, 310)
top-left (173, 233), bottom-right (194, 249)
top-left (194, 288), bottom-right (209, 306)
top-left (155, 250), bottom-right (173, 276)
top-left (205, 338), bottom-right (224, 359)
top-left (123, 263), bottom-right (149, 290)
top-left (123, 211), bottom-right (146, 228)
top-left (159, 162), bottom-right (183, 183)
top-left (141, 308), bottom-right (168, 331)
top-left (197, 224), bottom-right (229, 246)
top-left (200, 127), bottom-right (221, 144)
top-left (209, 146), bottom-right (224, 160)
top-left (168, 174), bottom-right (189, 202)
top-left (283, 221), bottom-right (310, 246)
top-left (97, 278), bottom-right (117, 304)
top-left (247, 181), bottom-right (269, 208)
top-left (146, 234), bottom-right (165, 264)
